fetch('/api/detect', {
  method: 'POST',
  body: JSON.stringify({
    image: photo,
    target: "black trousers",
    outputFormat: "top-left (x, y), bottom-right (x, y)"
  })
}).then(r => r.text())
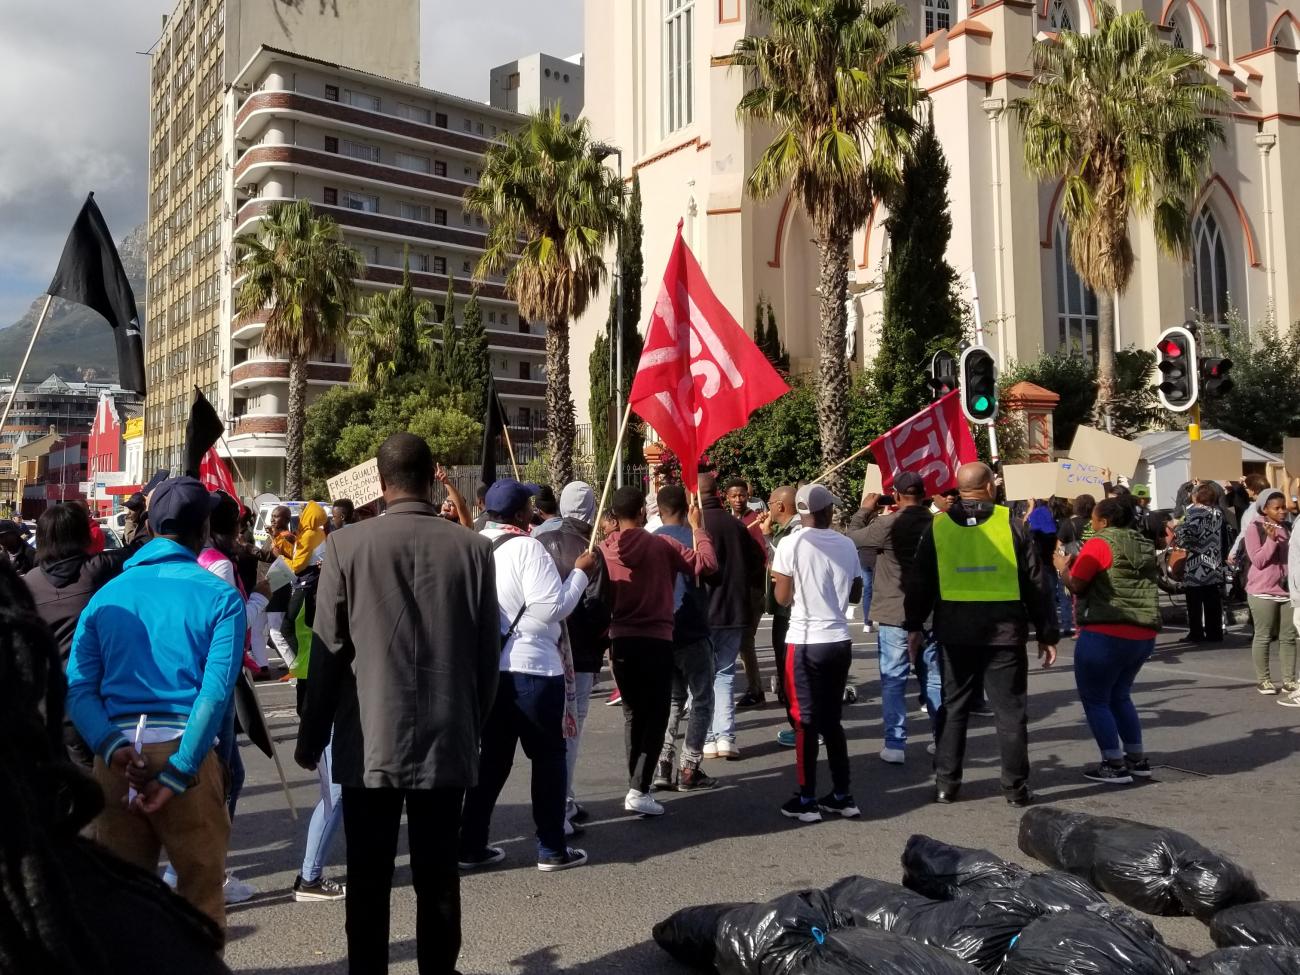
top-left (610, 636), bottom-right (674, 794)
top-left (280, 584), bottom-right (317, 656)
top-left (341, 786), bottom-right (465, 975)
top-left (1185, 584), bottom-right (1224, 640)
top-left (784, 640), bottom-right (853, 798)
top-left (933, 643), bottom-right (1029, 799)
top-left (772, 613), bottom-right (793, 726)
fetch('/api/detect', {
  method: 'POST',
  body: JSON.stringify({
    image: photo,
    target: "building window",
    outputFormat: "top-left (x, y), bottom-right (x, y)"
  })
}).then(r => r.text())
top-left (463, 118), bottom-right (473, 132)
top-left (1054, 218), bottom-right (1099, 360)
top-left (398, 202), bottom-right (431, 222)
top-left (1192, 208), bottom-right (1231, 330)
top-left (1047, 0), bottom-right (1075, 31)
top-left (323, 187), bottom-right (338, 205)
top-left (395, 151), bottom-right (431, 173)
top-left (324, 136), bottom-right (338, 153)
top-left (342, 191), bottom-right (379, 212)
top-left (519, 318), bottom-right (529, 334)
top-left (463, 260), bottom-right (472, 273)
top-left (435, 111), bottom-right (448, 128)
top-left (923, 0), bottom-right (951, 35)
top-left (434, 160), bottom-right (447, 177)
top-left (518, 361), bottom-right (531, 380)
top-left (434, 208), bottom-right (448, 225)
top-left (412, 252), bottom-right (430, 272)
top-left (343, 89), bottom-right (380, 112)
top-left (518, 407), bottom-right (531, 427)
top-left (396, 102), bottom-right (431, 124)
top-left (324, 84), bottom-right (339, 101)
top-left (433, 256), bottom-right (447, 275)
top-left (342, 140), bottom-right (380, 163)
top-left (476, 121), bottom-right (484, 135)
top-left (663, 0), bottom-right (695, 134)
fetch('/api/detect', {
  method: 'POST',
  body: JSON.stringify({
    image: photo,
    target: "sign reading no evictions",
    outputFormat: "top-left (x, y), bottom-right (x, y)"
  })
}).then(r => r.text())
top-left (326, 457), bottom-right (382, 508)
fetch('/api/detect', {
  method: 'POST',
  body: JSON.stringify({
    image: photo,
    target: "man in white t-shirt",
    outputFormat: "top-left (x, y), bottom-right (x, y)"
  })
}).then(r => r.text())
top-left (770, 483), bottom-right (863, 824)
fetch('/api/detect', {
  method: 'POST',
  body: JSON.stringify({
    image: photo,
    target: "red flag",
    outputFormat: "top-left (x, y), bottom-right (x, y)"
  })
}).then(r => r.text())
top-left (868, 390), bottom-right (978, 496)
top-left (199, 446), bottom-right (240, 506)
top-left (629, 225), bottom-right (789, 491)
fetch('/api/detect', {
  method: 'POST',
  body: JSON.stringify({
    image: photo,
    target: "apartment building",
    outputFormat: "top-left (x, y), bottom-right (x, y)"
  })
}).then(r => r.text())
top-left (143, 0), bottom-right (419, 476)
top-left (576, 0), bottom-right (1300, 423)
top-left (490, 52), bottom-right (585, 117)
top-left (222, 47), bottom-right (547, 493)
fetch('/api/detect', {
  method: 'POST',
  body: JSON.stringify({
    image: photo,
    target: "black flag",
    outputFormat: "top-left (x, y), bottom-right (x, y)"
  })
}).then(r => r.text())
top-left (46, 193), bottom-right (146, 394)
top-left (479, 372), bottom-right (509, 487)
top-left (183, 387), bottom-right (224, 478)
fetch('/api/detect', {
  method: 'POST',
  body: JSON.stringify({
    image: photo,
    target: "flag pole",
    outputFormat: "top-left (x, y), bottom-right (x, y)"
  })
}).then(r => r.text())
top-left (587, 401), bottom-right (635, 553)
top-left (500, 423), bottom-right (521, 481)
top-left (0, 294), bottom-right (53, 432)
top-left (816, 442), bottom-right (874, 483)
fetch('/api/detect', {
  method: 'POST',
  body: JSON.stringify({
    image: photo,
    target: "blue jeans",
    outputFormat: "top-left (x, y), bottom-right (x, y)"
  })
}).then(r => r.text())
top-left (860, 568), bottom-right (875, 624)
top-left (707, 628), bottom-right (743, 745)
top-left (461, 672), bottom-right (568, 860)
top-left (1073, 629), bottom-right (1155, 760)
top-left (216, 701), bottom-right (243, 819)
top-left (301, 738), bottom-right (343, 882)
top-left (1053, 573), bottom-right (1076, 634)
top-left (877, 625), bottom-right (942, 749)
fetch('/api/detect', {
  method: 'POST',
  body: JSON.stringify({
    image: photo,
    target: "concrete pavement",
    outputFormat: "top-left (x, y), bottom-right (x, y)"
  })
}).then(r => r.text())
top-left (221, 618), bottom-right (1300, 973)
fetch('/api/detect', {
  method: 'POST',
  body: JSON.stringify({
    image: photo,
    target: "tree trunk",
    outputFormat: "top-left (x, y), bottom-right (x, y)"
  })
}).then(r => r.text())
top-left (816, 233), bottom-right (853, 511)
top-left (546, 319), bottom-right (575, 488)
top-left (1094, 292), bottom-right (1117, 431)
top-left (284, 351), bottom-right (307, 498)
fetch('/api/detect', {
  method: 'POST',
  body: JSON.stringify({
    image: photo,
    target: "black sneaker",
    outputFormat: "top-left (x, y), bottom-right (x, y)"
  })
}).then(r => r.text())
top-left (817, 792), bottom-right (861, 818)
top-left (293, 874), bottom-right (346, 901)
top-left (971, 705), bottom-right (995, 718)
top-left (1124, 755), bottom-right (1152, 779)
top-left (652, 757), bottom-right (675, 790)
top-left (677, 765), bottom-right (719, 791)
top-left (457, 846), bottom-right (505, 871)
top-left (1083, 763), bottom-right (1133, 785)
top-left (736, 690), bottom-right (766, 709)
top-left (1006, 790), bottom-right (1036, 807)
top-left (537, 847), bottom-right (587, 872)
top-left (780, 795), bottom-right (823, 823)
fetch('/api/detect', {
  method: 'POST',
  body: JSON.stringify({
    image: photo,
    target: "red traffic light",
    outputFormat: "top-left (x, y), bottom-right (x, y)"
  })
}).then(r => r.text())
top-left (1161, 339), bottom-right (1183, 358)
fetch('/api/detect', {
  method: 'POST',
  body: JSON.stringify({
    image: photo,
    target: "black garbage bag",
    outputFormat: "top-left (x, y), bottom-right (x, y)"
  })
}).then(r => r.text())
top-left (1210, 902), bottom-right (1300, 949)
top-left (654, 902), bottom-right (755, 969)
top-left (826, 876), bottom-right (932, 931)
top-left (1001, 908), bottom-right (1188, 975)
top-left (794, 927), bottom-right (984, 974)
top-left (1017, 807), bottom-right (1263, 921)
top-left (1015, 871), bottom-right (1108, 915)
top-left (1190, 947), bottom-right (1300, 974)
top-left (714, 888), bottom-right (840, 975)
top-left (893, 888), bottom-right (1041, 972)
top-left (903, 835), bottom-right (1031, 900)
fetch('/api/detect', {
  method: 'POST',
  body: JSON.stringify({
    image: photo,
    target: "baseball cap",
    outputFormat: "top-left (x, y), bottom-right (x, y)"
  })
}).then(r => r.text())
top-left (148, 476), bottom-right (220, 536)
top-left (484, 479), bottom-right (541, 520)
top-left (795, 483), bottom-right (841, 514)
top-left (894, 471), bottom-right (926, 496)
top-left (1131, 484), bottom-right (1151, 499)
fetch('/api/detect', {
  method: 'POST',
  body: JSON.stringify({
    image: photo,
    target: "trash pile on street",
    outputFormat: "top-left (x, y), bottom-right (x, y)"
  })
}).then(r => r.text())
top-left (652, 808), bottom-right (1300, 975)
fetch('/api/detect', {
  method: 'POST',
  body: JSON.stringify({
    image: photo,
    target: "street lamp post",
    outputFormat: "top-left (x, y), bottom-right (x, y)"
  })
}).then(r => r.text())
top-left (592, 142), bottom-right (625, 488)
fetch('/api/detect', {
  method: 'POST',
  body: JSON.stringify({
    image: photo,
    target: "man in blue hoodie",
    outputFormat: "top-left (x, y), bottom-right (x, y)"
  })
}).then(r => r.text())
top-left (67, 476), bottom-right (245, 936)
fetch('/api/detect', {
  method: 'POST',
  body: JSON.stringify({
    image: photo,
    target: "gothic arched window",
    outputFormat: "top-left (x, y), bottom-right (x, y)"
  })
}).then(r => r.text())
top-left (1192, 208), bottom-right (1231, 330)
top-left (1054, 217), bottom-right (1098, 359)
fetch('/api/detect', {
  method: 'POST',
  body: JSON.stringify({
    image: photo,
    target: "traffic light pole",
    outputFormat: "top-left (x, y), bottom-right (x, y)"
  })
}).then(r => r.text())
top-left (969, 274), bottom-right (1000, 466)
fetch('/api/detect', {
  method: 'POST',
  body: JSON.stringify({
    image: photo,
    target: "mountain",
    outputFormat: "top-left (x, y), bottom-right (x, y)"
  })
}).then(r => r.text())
top-left (0, 222), bottom-right (147, 383)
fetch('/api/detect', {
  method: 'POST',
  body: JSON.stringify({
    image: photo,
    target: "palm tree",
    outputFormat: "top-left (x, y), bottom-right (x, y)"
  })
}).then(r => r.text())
top-left (1015, 1), bottom-right (1224, 424)
top-left (466, 106), bottom-right (623, 487)
top-left (234, 199), bottom-right (362, 498)
top-left (347, 256), bottom-right (433, 391)
top-left (734, 0), bottom-right (919, 500)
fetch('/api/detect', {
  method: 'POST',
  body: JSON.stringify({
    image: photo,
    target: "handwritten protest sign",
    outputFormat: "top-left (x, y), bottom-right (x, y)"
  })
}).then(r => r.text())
top-left (1068, 425), bottom-right (1142, 480)
top-left (1190, 440), bottom-right (1242, 482)
top-left (1002, 463), bottom-right (1061, 502)
top-left (326, 457), bottom-right (382, 508)
top-left (1055, 459), bottom-right (1108, 498)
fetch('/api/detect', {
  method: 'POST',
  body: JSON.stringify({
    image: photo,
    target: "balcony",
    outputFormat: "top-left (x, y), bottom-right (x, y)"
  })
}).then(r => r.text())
top-left (234, 144), bottom-right (475, 204)
top-left (230, 359), bottom-right (351, 390)
top-left (231, 414), bottom-right (287, 436)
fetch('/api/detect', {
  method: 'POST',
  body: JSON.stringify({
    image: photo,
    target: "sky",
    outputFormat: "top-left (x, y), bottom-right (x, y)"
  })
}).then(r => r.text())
top-left (0, 0), bottom-right (583, 330)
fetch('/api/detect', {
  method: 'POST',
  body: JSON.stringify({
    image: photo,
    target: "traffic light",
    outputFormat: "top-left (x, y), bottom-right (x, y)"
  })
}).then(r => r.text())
top-left (959, 347), bottom-right (998, 424)
top-left (926, 351), bottom-right (958, 401)
top-left (1154, 325), bottom-right (1198, 412)
top-left (1200, 357), bottom-right (1234, 398)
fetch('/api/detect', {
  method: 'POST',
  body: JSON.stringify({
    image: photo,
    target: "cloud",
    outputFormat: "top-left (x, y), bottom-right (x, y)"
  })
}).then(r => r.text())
top-left (0, 0), bottom-right (584, 328)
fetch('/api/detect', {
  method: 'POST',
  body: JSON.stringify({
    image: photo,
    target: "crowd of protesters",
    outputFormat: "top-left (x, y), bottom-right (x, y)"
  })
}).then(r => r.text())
top-left (2, 436), bottom-right (1298, 974)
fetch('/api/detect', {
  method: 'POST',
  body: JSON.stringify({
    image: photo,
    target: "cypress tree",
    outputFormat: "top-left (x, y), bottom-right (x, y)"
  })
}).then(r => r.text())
top-left (456, 288), bottom-right (490, 419)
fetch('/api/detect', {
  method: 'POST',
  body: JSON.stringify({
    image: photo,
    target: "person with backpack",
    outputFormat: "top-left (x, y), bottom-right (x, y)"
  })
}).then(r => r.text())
top-left (1244, 489), bottom-right (1297, 696)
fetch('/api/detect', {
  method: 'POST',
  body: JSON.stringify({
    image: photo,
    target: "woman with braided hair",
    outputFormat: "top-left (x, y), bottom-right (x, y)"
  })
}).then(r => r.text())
top-left (0, 558), bottom-right (229, 975)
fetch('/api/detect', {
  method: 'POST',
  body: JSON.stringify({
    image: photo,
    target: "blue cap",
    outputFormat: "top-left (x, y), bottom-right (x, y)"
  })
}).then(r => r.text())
top-left (484, 479), bottom-right (541, 520)
top-left (148, 476), bottom-right (220, 536)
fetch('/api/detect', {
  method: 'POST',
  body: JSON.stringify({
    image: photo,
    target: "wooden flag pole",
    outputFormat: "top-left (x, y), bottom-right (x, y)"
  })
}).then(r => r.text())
top-left (500, 423), bottom-right (521, 481)
top-left (588, 400), bottom-right (635, 553)
top-left (816, 442), bottom-right (874, 483)
top-left (0, 294), bottom-right (53, 433)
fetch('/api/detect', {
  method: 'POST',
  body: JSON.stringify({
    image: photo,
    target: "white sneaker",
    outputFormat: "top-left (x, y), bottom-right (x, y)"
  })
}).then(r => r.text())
top-left (927, 742), bottom-right (937, 755)
top-left (879, 747), bottom-right (905, 765)
top-left (1278, 690), bottom-right (1300, 708)
top-left (224, 872), bottom-right (256, 904)
top-left (716, 739), bottom-right (741, 760)
top-left (702, 741), bottom-right (719, 759)
top-left (625, 789), bottom-right (665, 816)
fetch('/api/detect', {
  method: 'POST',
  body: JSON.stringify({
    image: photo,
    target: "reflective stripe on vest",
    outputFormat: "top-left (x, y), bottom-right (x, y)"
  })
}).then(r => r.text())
top-left (933, 505), bottom-right (1020, 602)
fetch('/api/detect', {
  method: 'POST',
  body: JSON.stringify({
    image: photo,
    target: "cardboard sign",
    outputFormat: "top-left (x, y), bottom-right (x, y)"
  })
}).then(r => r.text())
top-left (863, 464), bottom-right (883, 496)
top-left (1190, 440), bottom-right (1243, 482)
top-left (1068, 425), bottom-right (1142, 480)
top-left (326, 457), bottom-right (382, 507)
top-left (1002, 463), bottom-right (1061, 502)
top-left (1055, 459), bottom-right (1108, 499)
top-left (1285, 437), bottom-right (1300, 478)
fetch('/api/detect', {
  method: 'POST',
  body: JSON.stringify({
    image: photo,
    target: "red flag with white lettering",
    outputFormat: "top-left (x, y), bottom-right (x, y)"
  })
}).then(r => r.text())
top-left (199, 446), bottom-right (241, 508)
top-left (629, 225), bottom-right (789, 492)
top-left (868, 390), bottom-right (978, 496)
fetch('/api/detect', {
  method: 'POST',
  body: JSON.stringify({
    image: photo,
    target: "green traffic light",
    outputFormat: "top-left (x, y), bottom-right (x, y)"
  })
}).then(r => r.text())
top-left (974, 395), bottom-right (990, 413)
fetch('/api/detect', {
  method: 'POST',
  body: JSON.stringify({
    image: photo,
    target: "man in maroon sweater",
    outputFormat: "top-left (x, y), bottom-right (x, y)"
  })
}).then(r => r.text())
top-left (600, 485), bottom-right (717, 816)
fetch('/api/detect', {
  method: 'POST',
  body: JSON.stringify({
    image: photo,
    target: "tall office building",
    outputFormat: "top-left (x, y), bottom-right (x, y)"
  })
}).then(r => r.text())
top-left (143, 0), bottom-right (420, 475)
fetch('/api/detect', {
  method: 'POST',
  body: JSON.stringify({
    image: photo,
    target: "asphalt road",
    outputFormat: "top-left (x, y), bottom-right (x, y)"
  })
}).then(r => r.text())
top-left (221, 612), bottom-right (1300, 973)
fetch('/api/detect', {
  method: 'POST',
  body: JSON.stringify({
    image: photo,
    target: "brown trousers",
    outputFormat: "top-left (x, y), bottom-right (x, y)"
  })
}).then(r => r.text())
top-left (92, 740), bottom-right (230, 935)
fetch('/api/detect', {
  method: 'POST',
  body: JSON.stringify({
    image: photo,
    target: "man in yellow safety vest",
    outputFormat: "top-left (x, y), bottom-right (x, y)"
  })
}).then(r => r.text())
top-left (905, 462), bottom-right (1058, 807)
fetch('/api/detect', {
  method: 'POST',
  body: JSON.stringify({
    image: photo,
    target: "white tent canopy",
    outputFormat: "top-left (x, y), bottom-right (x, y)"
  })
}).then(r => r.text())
top-left (1133, 429), bottom-right (1281, 510)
